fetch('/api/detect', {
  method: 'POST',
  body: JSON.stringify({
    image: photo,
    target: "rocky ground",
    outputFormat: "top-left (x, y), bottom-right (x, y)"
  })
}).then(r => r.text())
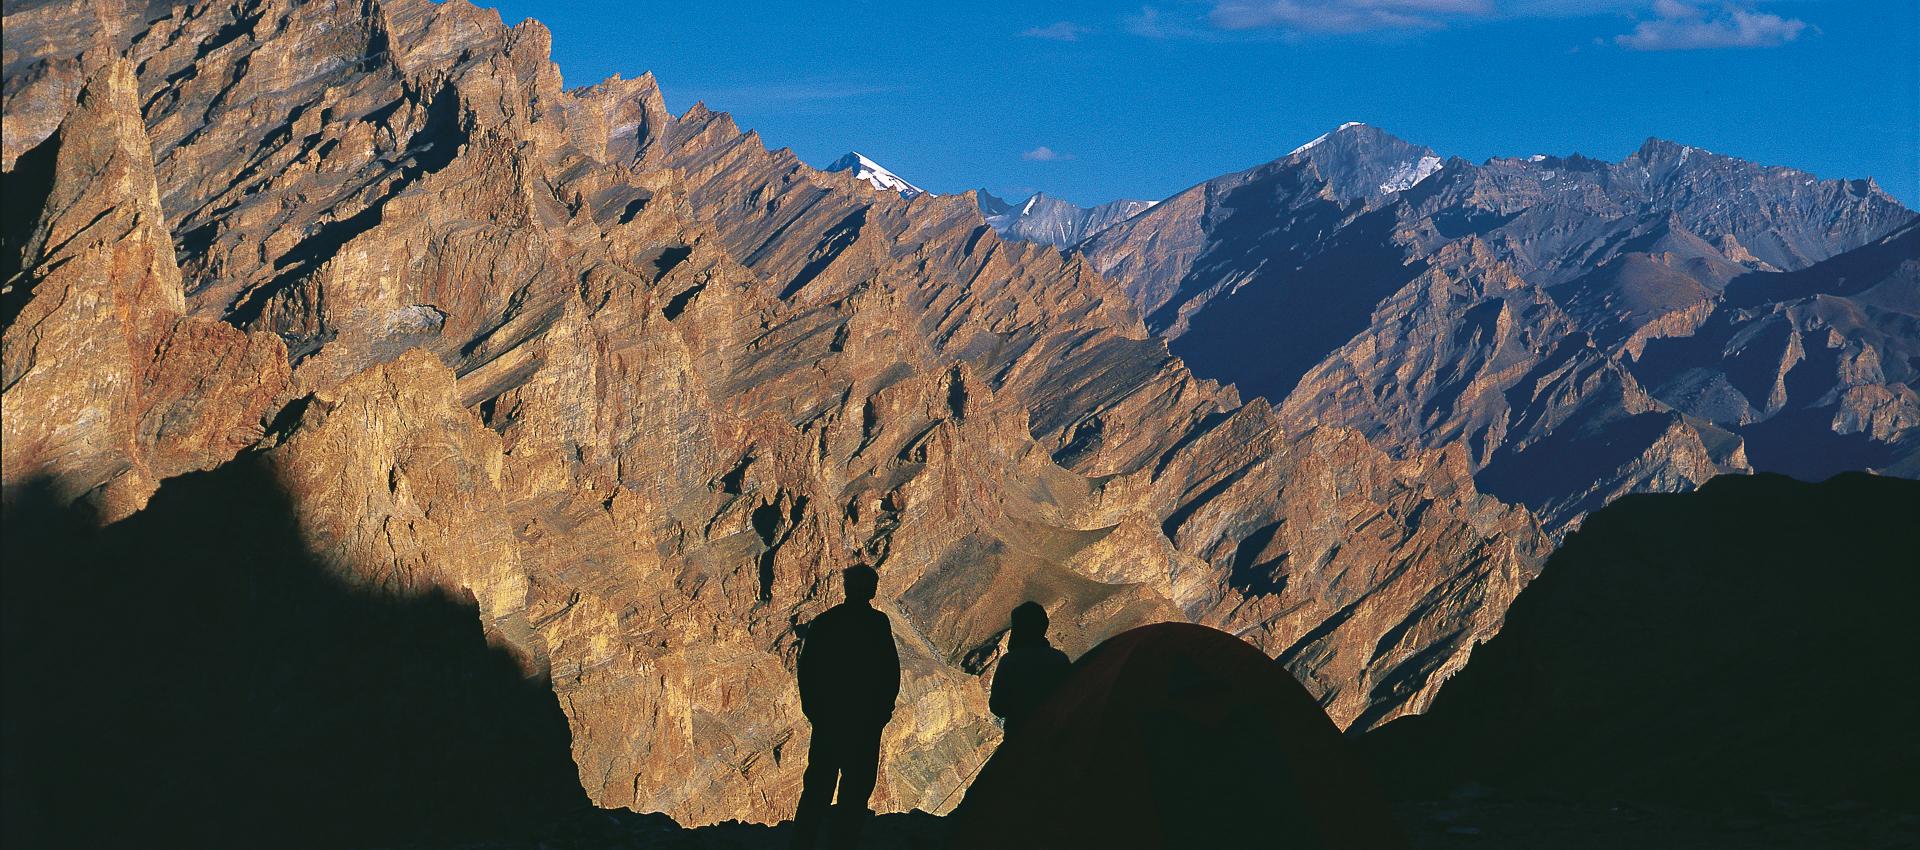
top-left (381, 808), bottom-right (946, 850)
top-left (1394, 788), bottom-right (1919, 850)
top-left (386, 791), bottom-right (1920, 850)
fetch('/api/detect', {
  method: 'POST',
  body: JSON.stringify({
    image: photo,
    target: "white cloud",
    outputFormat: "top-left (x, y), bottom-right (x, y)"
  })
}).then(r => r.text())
top-left (1615, 2), bottom-right (1807, 50)
top-left (1124, 6), bottom-right (1184, 39)
top-left (1123, 1), bottom-right (1812, 44)
top-left (1208, 0), bottom-right (1494, 33)
top-left (1124, 7), bottom-right (1160, 37)
top-left (1021, 21), bottom-right (1092, 41)
top-left (1021, 146), bottom-right (1074, 162)
top-left (694, 80), bottom-right (899, 105)
top-left (1500, 0), bottom-right (1649, 15)
top-left (1652, 0), bottom-right (1702, 18)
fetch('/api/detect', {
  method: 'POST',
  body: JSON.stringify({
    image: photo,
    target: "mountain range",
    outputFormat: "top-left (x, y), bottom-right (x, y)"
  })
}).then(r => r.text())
top-left (826, 153), bottom-right (1157, 250)
top-left (1, 0), bottom-right (1546, 823)
top-left (887, 122), bottom-right (1915, 530)
top-left (1, 0), bottom-right (1914, 836)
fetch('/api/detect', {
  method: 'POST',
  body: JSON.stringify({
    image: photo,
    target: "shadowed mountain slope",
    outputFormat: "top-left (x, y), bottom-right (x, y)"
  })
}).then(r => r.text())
top-left (1635, 221), bottom-right (1920, 480)
top-left (1365, 472), bottom-right (1920, 806)
top-left (1084, 124), bottom-right (1916, 530)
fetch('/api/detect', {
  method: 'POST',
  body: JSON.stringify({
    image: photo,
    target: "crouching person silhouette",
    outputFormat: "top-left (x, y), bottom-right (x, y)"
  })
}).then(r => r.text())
top-left (792, 566), bottom-right (900, 850)
top-left (989, 601), bottom-right (1072, 738)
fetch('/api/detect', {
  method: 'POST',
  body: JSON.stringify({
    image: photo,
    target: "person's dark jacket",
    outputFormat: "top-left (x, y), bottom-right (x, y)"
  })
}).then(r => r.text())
top-left (989, 638), bottom-right (1071, 736)
top-left (797, 601), bottom-right (901, 729)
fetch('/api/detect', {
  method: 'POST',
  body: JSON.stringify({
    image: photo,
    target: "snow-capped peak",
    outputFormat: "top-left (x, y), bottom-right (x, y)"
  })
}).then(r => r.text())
top-left (825, 151), bottom-right (929, 199)
top-left (1288, 121), bottom-right (1368, 157)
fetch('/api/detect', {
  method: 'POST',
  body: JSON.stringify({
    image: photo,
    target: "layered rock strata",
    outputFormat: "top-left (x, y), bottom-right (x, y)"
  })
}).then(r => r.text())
top-left (2, 0), bottom-right (1547, 824)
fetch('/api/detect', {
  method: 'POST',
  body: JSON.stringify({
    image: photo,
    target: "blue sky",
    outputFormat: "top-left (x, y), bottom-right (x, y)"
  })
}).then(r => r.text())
top-left (482, 0), bottom-right (1918, 208)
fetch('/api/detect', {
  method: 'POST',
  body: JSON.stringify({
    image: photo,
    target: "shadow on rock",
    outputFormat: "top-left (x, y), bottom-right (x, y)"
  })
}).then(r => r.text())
top-left (0, 459), bottom-right (588, 849)
top-left (1365, 472), bottom-right (1920, 810)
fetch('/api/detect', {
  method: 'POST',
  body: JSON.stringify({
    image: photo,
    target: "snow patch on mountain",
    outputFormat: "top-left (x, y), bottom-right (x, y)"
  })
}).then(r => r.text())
top-left (979, 192), bottom-right (1158, 247)
top-left (824, 152), bottom-right (928, 198)
top-left (1289, 122), bottom-right (1367, 157)
top-left (1379, 155), bottom-right (1444, 193)
top-left (1289, 133), bottom-right (1330, 157)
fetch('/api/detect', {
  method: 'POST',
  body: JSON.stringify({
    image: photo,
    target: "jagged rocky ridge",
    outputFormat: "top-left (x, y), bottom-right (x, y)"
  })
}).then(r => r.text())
top-left (1079, 123), bottom-right (1918, 529)
top-left (1, 0), bottom-right (1547, 827)
top-left (978, 190), bottom-right (1156, 249)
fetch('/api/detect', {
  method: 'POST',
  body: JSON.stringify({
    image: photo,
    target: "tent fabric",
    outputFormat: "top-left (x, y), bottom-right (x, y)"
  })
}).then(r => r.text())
top-left (953, 622), bottom-right (1407, 849)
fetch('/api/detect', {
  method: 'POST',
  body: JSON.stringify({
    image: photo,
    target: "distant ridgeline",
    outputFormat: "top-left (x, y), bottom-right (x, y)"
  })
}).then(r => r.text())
top-left (892, 119), bottom-right (1918, 534)
top-left (1071, 124), bottom-right (1917, 532)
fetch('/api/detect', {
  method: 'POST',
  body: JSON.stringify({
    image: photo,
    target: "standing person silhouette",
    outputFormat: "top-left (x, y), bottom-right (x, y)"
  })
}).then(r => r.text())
top-left (792, 566), bottom-right (900, 850)
top-left (989, 601), bottom-right (1072, 738)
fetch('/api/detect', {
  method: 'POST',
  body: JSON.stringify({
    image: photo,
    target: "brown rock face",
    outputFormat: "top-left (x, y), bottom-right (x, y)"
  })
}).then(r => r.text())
top-left (1, 0), bottom-right (1549, 825)
top-left (263, 349), bottom-right (533, 639)
top-left (2, 58), bottom-right (289, 520)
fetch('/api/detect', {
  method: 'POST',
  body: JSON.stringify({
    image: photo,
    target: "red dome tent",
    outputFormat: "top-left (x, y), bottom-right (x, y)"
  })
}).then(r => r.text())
top-left (953, 623), bottom-right (1407, 849)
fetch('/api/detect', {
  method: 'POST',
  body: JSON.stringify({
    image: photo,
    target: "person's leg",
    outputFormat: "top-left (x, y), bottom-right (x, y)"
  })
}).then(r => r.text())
top-left (790, 725), bottom-right (842, 850)
top-left (826, 724), bottom-right (883, 848)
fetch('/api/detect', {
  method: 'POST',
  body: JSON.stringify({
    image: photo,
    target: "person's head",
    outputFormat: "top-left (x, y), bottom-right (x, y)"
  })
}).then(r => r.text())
top-left (843, 566), bottom-right (878, 603)
top-left (1010, 601), bottom-right (1049, 643)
